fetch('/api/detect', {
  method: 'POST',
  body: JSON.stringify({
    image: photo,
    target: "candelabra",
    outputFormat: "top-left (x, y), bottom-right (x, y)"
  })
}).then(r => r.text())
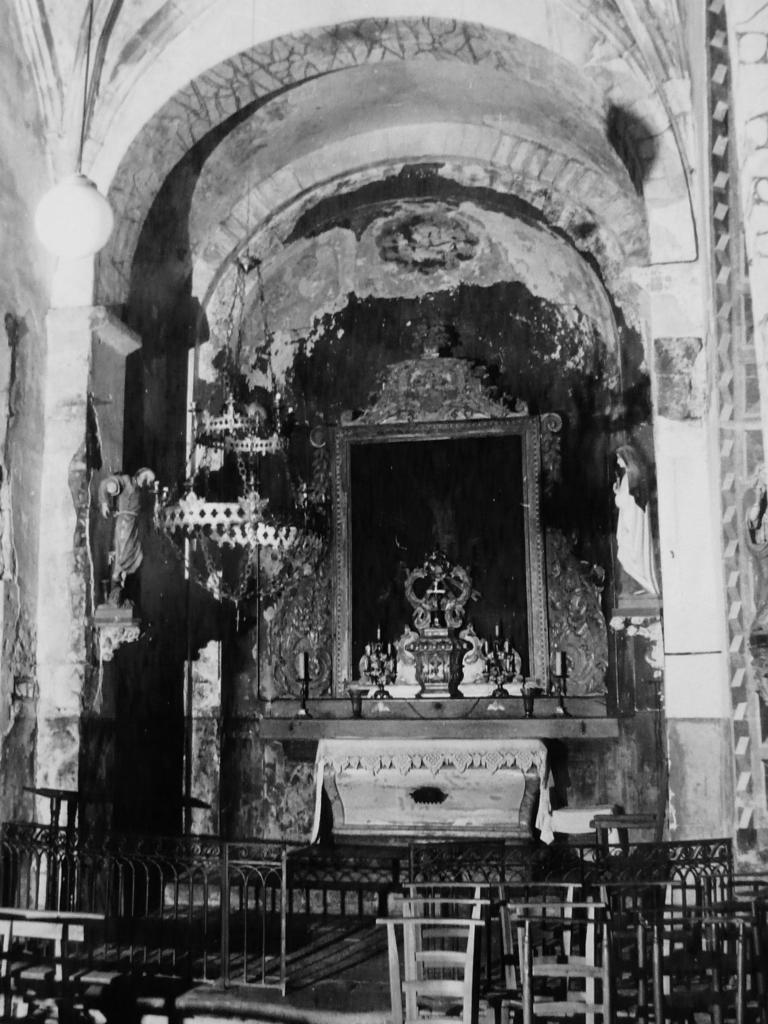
top-left (481, 629), bottom-right (522, 698)
top-left (359, 630), bottom-right (396, 699)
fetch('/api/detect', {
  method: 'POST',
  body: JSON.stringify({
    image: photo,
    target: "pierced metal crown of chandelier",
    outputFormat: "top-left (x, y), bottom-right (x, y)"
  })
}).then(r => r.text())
top-left (155, 256), bottom-right (305, 603)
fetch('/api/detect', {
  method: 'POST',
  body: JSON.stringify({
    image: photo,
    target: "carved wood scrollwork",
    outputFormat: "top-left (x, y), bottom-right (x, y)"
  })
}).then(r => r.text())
top-left (349, 356), bottom-right (527, 424)
top-left (266, 560), bottom-right (333, 698)
top-left (546, 529), bottom-right (608, 695)
top-left (539, 413), bottom-right (563, 493)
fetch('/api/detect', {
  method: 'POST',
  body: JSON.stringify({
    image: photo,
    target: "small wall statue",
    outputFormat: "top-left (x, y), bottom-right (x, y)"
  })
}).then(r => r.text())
top-left (98, 468), bottom-right (156, 606)
top-left (613, 445), bottom-right (660, 599)
top-left (745, 469), bottom-right (768, 702)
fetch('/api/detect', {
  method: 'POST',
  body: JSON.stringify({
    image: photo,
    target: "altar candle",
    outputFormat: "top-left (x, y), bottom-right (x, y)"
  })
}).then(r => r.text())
top-left (555, 651), bottom-right (566, 677)
top-left (376, 625), bottom-right (382, 641)
top-left (495, 622), bottom-right (501, 638)
top-left (297, 651), bottom-right (308, 681)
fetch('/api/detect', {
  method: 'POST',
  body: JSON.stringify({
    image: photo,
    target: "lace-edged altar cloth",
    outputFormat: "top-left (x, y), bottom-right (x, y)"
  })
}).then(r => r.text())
top-left (311, 737), bottom-right (554, 844)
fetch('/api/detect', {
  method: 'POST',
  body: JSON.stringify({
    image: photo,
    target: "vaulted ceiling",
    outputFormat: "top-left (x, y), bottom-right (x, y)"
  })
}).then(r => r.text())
top-left (14, 0), bottom-right (694, 334)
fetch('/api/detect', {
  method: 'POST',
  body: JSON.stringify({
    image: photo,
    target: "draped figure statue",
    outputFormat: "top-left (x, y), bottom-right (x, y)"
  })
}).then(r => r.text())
top-left (98, 468), bottom-right (156, 605)
top-left (613, 445), bottom-right (660, 598)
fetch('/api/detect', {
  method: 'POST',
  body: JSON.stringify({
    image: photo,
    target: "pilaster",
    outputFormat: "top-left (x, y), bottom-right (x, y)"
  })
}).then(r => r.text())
top-left (645, 257), bottom-right (734, 841)
top-left (34, 305), bottom-right (139, 819)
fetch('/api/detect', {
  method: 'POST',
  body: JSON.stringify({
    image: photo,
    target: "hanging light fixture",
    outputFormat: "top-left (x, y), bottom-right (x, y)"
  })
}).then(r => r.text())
top-left (156, 256), bottom-right (306, 604)
top-left (35, 0), bottom-right (114, 259)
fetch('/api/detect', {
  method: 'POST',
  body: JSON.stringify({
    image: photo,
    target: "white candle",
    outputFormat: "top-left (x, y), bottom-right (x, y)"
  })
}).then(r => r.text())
top-left (297, 651), bottom-right (308, 681)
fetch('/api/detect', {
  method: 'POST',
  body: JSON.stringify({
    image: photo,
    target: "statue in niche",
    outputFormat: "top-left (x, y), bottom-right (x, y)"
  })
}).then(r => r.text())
top-left (747, 478), bottom-right (768, 551)
top-left (613, 445), bottom-right (660, 598)
top-left (745, 469), bottom-right (768, 702)
top-left (98, 468), bottom-right (156, 606)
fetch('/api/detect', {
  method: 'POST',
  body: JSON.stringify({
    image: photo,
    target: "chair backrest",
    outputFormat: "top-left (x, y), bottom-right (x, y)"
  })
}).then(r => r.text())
top-left (496, 882), bottom-right (584, 990)
top-left (377, 896), bottom-right (486, 1024)
top-left (648, 907), bottom-right (750, 1024)
top-left (590, 813), bottom-right (658, 853)
top-left (501, 899), bottom-right (612, 1024)
top-left (0, 908), bottom-right (102, 1020)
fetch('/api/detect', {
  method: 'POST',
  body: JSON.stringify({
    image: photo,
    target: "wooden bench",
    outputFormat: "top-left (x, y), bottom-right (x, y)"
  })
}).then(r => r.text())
top-left (0, 907), bottom-right (105, 1018)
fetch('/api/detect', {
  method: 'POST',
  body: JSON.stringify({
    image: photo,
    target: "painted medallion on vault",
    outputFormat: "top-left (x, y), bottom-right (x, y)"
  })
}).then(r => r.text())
top-left (374, 208), bottom-right (480, 272)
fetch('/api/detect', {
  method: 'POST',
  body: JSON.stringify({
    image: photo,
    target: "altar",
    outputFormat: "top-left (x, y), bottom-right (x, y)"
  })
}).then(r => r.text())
top-left (311, 737), bottom-right (553, 844)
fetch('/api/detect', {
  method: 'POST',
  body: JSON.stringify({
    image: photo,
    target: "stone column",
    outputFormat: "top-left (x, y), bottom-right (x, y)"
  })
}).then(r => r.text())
top-left (34, 305), bottom-right (139, 823)
top-left (645, 263), bottom-right (735, 840)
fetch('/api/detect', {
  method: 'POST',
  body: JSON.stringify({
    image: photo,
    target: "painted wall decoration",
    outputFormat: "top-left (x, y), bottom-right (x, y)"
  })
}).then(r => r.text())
top-left (374, 207), bottom-right (480, 272)
top-left (217, 199), bottom-right (618, 386)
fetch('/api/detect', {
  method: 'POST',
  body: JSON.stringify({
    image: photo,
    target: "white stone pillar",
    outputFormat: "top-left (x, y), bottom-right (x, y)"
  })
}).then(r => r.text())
top-left (34, 305), bottom-right (139, 821)
top-left (645, 262), bottom-right (735, 839)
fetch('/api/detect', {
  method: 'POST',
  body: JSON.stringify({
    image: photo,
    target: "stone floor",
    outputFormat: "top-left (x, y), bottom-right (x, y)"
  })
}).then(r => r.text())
top-left (71, 917), bottom-right (393, 1024)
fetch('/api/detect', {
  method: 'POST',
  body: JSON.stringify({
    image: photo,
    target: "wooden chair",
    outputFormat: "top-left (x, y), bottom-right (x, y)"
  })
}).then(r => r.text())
top-left (729, 878), bottom-right (768, 1024)
top-left (0, 907), bottom-right (104, 1019)
top-left (497, 899), bottom-right (613, 1024)
top-left (377, 895), bottom-right (486, 1024)
top-left (590, 813), bottom-right (659, 853)
top-left (495, 883), bottom-right (584, 992)
top-left (647, 906), bottom-right (753, 1024)
top-left (597, 881), bottom-right (689, 1024)
top-left (403, 883), bottom-right (496, 988)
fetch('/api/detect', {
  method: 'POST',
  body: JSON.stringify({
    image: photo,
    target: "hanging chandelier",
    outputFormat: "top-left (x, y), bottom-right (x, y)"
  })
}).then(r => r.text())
top-left (155, 256), bottom-right (305, 603)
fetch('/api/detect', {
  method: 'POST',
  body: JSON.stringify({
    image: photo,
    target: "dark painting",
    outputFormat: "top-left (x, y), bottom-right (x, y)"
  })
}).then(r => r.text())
top-left (350, 433), bottom-right (529, 673)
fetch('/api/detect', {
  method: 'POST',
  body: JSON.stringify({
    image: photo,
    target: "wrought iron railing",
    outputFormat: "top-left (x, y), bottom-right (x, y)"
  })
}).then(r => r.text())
top-left (408, 835), bottom-right (734, 898)
top-left (0, 822), bottom-right (301, 992)
top-left (1, 822), bottom-right (736, 999)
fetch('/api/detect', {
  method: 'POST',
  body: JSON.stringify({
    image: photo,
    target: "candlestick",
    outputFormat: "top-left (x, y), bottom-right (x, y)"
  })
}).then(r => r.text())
top-left (295, 653), bottom-right (312, 719)
top-left (297, 651), bottom-right (308, 682)
top-left (521, 681), bottom-right (535, 718)
top-left (553, 650), bottom-right (570, 717)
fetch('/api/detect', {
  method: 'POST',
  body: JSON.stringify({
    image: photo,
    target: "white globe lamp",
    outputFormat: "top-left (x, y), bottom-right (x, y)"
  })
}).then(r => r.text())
top-left (34, 173), bottom-right (114, 259)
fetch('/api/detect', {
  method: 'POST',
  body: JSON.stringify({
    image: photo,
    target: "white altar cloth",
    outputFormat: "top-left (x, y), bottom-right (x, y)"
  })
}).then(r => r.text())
top-left (311, 737), bottom-right (554, 843)
top-left (549, 805), bottom-right (620, 843)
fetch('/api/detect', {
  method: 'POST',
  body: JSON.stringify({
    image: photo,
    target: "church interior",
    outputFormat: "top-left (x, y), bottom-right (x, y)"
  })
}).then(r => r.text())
top-left (2, 0), bottom-right (768, 1019)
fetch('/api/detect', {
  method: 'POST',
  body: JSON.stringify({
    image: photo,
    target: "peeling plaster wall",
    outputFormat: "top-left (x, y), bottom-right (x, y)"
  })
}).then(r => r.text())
top-left (0, 6), bottom-right (51, 824)
top-left (221, 200), bottom-right (617, 369)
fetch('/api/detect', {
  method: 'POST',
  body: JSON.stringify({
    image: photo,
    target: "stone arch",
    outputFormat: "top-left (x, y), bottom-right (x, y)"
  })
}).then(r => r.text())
top-left (95, 16), bottom-right (687, 306)
top-left (194, 130), bottom-right (645, 330)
